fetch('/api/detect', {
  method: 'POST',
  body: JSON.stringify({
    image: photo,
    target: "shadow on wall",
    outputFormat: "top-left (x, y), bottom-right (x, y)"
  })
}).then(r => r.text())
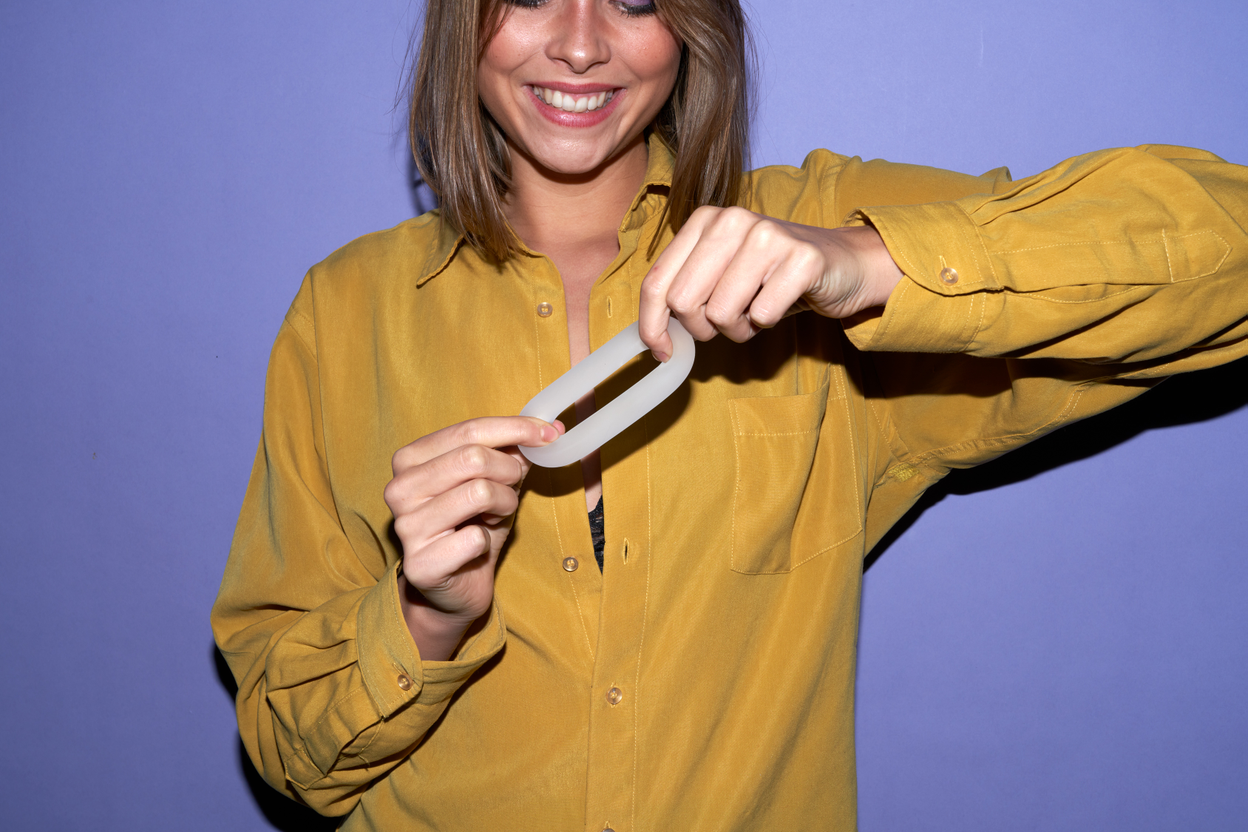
top-left (866, 354), bottom-right (1248, 570)
top-left (212, 648), bottom-right (342, 831)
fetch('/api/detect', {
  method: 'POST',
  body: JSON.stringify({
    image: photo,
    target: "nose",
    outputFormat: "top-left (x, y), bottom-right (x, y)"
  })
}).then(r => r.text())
top-left (545, 0), bottom-right (610, 74)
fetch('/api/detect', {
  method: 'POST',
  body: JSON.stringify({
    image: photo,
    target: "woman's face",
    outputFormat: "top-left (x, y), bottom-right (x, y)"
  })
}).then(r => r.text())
top-left (478, 0), bottom-right (682, 179)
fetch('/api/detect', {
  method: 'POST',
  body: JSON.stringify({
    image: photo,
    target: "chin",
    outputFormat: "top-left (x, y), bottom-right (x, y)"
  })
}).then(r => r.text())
top-left (523, 141), bottom-right (620, 178)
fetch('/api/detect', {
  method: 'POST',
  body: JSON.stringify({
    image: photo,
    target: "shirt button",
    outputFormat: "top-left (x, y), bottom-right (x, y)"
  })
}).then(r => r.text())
top-left (606, 686), bottom-right (623, 706)
top-left (562, 556), bottom-right (579, 572)
top-left (537, 301), bottom-right (554, 317)
top-left (397, 674), bottom-right (412, 691)
top-left (939, 266), bottom-right (959, 285)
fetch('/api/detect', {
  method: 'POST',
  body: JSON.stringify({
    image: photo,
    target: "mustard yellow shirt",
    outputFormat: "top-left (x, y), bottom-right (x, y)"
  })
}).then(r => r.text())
top-left (212, 140), bottom-right (1248, 831)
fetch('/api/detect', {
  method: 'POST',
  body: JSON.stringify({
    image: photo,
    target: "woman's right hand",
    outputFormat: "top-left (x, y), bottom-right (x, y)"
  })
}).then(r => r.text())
top-left (384, 416), bottom-right (561, 661)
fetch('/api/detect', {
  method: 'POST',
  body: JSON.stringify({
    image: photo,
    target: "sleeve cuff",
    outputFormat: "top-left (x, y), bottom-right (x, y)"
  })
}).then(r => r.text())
top-left (842, 201), bottom-right (997, 354)
top-left (854, 201), bottom-right (998, 295)
top-left (355, 565), bottom-right (507, 718)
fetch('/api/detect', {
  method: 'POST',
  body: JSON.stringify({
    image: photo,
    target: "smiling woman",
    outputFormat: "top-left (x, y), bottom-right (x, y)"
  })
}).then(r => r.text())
top-left (409, 0), bottom-right (750, 259)
top-left (210, 1), bottom-right (1248, 830)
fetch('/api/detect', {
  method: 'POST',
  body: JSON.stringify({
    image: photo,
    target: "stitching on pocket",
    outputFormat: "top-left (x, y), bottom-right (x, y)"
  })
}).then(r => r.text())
top-left (728, 382), bottom-right (859, 574)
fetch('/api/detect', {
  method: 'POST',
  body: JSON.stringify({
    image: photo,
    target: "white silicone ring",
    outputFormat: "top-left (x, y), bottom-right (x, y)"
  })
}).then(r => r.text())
top-left (518, 319), bottom-right (695, 468)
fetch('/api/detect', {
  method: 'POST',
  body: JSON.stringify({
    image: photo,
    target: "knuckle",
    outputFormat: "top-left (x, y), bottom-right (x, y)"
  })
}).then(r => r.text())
top-left (466, 478), bottom-right (493, 510)
top-left (704, 300), bottom-right (733, 327)
top-left (390, 447), bottom-right (408, 477)
top-left (792, 242), bottom-right (822, 269)
top-left (721, 206), bottom-right (756, 230)
top-left (668, 290), bottom-right (698, 316)
top-left (458, 443), bottom-right (490, 476)
top-left (457, 420), bottom-right (483, 448)
top-left (392, 512), bottom-right (418, 543)
top-left (746, 219), bottom-right (779, 245)
top-left (459, 524), bottom-right (490, 557)
top-left (383, 478), bottom-right (400, 508)
top-left (689, 205), bottom-right (720, 224)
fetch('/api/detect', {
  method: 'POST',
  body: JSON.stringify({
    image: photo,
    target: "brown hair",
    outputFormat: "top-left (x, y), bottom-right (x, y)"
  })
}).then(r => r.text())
top-left (407, 0), bottom-right (754, 261)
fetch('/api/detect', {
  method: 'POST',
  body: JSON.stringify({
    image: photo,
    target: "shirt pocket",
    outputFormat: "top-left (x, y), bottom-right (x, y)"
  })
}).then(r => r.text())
top-left (726, 380), bottom-right (863, 575)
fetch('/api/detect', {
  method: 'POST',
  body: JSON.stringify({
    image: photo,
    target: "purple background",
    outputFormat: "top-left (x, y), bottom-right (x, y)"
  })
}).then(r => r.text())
top-left (2, 1), bottom-right (1245, 829)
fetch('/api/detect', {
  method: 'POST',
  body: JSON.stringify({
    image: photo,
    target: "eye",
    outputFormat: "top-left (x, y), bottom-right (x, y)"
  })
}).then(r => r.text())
top-left (613, 0), bottom-right (657, 16)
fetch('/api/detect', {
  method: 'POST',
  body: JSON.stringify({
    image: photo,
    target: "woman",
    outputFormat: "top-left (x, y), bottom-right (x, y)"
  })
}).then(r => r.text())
top-left (212, 1), bottom-right (1248, 829)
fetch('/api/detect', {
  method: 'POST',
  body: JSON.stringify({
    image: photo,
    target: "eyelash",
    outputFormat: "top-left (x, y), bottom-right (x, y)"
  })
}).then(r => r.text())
top-left (614, 1), bottom-right (657, 16)
top-left (504, 0), bottom-right (658, 18)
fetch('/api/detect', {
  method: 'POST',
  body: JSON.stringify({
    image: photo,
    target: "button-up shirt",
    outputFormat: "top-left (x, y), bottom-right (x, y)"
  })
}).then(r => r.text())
top-left (212, 138), bottom-right (1248, 830)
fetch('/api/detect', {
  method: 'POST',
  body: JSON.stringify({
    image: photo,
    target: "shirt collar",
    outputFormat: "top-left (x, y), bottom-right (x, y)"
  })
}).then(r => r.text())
top-left (414, 133), bottom-right (675, 286)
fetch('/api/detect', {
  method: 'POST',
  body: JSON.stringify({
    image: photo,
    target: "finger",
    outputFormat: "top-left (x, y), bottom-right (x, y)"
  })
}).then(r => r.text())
top-left (701, 231), bottom-right (783, 342)
top-left (393, 476), bottom-right (521, 552)
top-left (638, 208), bottom-right (720, 358)
top-left (663, 207), bottom-right (765, 342)
top-left (747, 242), bottom-right (828, 329)
top-left (385, 442), bottom-right (528, 516)
top-left (393, 416), bottom-right (558, 475)
top-left (401, 524), bottom-right (492, 591)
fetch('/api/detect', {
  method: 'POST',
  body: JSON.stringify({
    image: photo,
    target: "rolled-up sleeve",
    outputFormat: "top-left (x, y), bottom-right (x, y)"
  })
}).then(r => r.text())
top-left (211, 275), bottom-right (505, 816)
top-left (846, 145), bottom-right (1248, 368)
top-left (831, 146), bottom-right (1248, 550)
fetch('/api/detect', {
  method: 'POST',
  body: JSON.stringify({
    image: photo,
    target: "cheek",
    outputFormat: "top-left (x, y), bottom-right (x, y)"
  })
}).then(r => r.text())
top-left (642, 31), bottom-right (682, 89)
top-left (478, 46), bottom-right (520, 114)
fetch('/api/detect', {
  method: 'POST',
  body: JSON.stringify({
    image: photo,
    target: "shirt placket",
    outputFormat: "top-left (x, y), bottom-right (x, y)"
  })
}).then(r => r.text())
top-left (580, 243), bottom-right (656, 832)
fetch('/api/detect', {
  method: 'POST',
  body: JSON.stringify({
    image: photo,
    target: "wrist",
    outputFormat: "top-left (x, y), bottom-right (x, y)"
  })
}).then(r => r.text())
top-left (843, 224), bottom-right (904, 312)
top-left (397, 573), bottom-right (477, 661)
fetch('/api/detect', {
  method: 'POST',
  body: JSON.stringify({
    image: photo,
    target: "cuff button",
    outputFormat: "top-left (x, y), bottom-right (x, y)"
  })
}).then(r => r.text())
top-left (939, 267), bottom-right (959, 285)
top-left (397, 673), bottom-right (412, 691)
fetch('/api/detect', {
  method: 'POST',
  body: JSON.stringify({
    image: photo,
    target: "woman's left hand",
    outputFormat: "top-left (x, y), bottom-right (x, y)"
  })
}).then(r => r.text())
top-left (637, 206), bottom-right (905, 360)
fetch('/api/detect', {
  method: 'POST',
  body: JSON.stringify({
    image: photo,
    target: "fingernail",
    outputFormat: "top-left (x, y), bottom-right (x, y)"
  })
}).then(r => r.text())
top-left (653, 350), bottom-right (669, 363)
top-left (540, 425), bottom-right (558, 443)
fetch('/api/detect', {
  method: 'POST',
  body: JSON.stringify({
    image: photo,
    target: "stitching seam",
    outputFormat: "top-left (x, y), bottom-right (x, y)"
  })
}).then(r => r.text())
top-left (733, 429), bottom-right (819, 437)
top-left (1008, 286), bottom-right (1142, 304)
top-left (995, 238), bottom-right (1157, 254)
top-left (631, 415), bottom-right (655, 830)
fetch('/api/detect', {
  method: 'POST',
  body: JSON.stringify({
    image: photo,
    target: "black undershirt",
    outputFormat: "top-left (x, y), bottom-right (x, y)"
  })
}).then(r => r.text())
top-left (588, 496), bottom-right (605, 572)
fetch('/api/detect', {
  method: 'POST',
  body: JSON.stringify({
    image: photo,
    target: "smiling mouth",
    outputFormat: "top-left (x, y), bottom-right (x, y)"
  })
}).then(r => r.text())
top-left (527, 85), bottom-right (615, 113)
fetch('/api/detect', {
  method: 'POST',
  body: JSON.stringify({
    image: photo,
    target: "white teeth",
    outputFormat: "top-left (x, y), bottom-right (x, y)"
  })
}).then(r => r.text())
top-left (531, 86), bottom-right (613, 113)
